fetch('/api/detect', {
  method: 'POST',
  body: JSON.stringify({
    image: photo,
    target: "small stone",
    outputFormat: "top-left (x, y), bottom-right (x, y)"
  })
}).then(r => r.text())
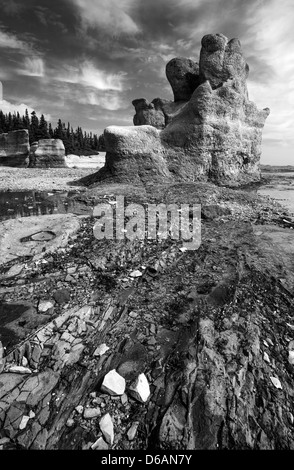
top-left (121, 393), bottom-right (128, 405)
top-left (0, 341), bottom-right (4, 359)
top-left (270, 376), bottom-right (282, 389)
top-left (263, 352), bottom-right (270, 363)
top-left (38, 300), bottom-right (54, 313)
top-left (83, 407), bottom-right (101, 419)
top-left (99, 413), bottom-right (114, 445)
top-left (91, 437), bottom-right (109, 450)
top-left (22, 356), bottom-right (28, 367)
top-left (67, 266), bottom-right (77, 274)
top-left (75, 405), bottom-right (84, 414)
top-left (66, 418), bottom-right (75, 427)
top-left (8, 365), bottom-right (32, 374)
top-left (127, 422), bottom-right (139, 441)
top-left (29, 410), bottom-right (35, 419)
top-left (288, 350), bottom-right (294, 365)
top-left (129, 311), bottom-right (138, 318)
top-left (101, 369), bottom-right (126, 396)
top-left (129, 373), bottom-right (150, 403)
top-left (130, 270), bottom-right (142, 278)
top-left (19, 415), bottom-right (30, 430)
top-left (93, 343), bottom-right (110, 357)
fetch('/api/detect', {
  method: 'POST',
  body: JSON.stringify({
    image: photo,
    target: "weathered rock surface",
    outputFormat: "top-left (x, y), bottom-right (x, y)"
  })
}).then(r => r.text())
top-left (0, 130), bottom-right (29, 167)
top-left (166, 57), bottom-right (200, 102)
top-left (29, 139), bottom-right (66, 168)
top-left (83, 33), bottom-right (269, 188)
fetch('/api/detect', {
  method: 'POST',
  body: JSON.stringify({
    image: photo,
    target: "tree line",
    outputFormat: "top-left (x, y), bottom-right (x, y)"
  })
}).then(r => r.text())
top-left (0, 109), bottom-right (102, 155)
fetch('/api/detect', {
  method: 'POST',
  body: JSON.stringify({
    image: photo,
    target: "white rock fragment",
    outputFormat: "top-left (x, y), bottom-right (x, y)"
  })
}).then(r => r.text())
top-left (263, 352), bottom-right (270, 363)
top-left (38, 300), bottom-right (54, 313)
top-left (75, 405), bottom-right (84, 414)
top-left (101, 369), bottom-right (126, 396)
top-left (130, 270), bottom-right (142, 278)
top-left (127, 422), bottom-right (139, 441)
top-left (0, 341), bottom-right (3, 359)
top-left (83, 408), bottom-right (101, 419)
top-left (129, 373), bottom-right (150, 403)
top-left (22, 356), bottom-right (28, 367)
top-left (288, 350), bottom-right (294, 365)
top-left (91, 437), bottom-right (109, 450)
top-left (270, 376), bottom-right (282, 389)
top-left (99, 413), bottom-right (114, 445)
top-left (179, 246), bottom-right (187, 252)
top-left (29, 411), bottom-right (35, 419)
top-left (19, 415), bottom-right (30, 430)
top-left (8, 365), bottom-right (32, 374)
top-left (93, 343), bottom-right (109, 357)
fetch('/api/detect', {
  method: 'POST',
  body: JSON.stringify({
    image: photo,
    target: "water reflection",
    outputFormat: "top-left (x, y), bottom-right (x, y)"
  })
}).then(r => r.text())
top-left (0, 190), bottom-right (93, 221)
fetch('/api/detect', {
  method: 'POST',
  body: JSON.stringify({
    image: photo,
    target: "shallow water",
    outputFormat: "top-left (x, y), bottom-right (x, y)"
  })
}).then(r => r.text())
top-left (0, 190), bottom-right (94, 221)
top-left (258, 172), bottom-right (294, 214)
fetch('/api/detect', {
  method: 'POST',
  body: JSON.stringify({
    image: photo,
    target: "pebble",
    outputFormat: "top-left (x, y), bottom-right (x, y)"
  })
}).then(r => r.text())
top-left (130, 270), bottom-right (142, 278)
top-left (129, 373), bottom-right (150, 403)
top-left (38, 300), bottom-right (54, 313)
top-left (121, 393), bottom-right (128, 405)
top-left (75, 405), bottom-right (84, 414)
top-left (101, 369), bottom-right (126, 396)
top-left (66, 418), bottom-right (75, 427)
top-left (8, 365), bottom-right (32, 374)
top-left (129, 311), bottom-right (138, 318)
top-left (19, 415), bottom-right (30, 430)
top-left (127, 422), bottom-right (139, 441)
top-left (91, 437), bottom-right (109, 450)
top-left (270, 376), bottom-right (282, 389)
top-left (83, 407), bottom-right (101, 419)
top-left (99, 413), bottom-right (114, 445)
top-left (93, 343), bottom-right (110, 357)
top-left (263, 352), bottom-right (270, 363)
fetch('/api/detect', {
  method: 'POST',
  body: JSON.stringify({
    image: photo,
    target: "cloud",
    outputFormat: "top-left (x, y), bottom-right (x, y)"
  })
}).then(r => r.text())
top-left (18, 57), bottom-right (45, 77)
top-left (70, 0), bottom-right (140, 35)
top-left (0, 97), bottom-right (51, 121)
top-left (78, 90), bottom-right (127, 110)
top-left (0, 29), bottom-right (29, 52)
top-left (55, 60), bottom-right (126, 91)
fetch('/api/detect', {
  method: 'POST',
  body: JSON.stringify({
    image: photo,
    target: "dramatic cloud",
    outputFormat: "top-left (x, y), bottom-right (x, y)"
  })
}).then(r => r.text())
top-left (0, 0), bottom-right (293, 163)
top-left (70, 0), bottom-right (140, 35)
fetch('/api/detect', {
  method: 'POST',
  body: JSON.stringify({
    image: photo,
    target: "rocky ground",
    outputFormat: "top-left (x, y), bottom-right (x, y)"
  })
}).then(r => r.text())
top-left (0, 167), bottom-right (102, 192)
top-left (1, 179), bottom-right (294, 450)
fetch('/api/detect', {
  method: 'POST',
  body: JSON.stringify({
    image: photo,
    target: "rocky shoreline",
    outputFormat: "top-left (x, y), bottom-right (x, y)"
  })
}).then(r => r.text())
top-left (1, 178), bottom-right (294, 450)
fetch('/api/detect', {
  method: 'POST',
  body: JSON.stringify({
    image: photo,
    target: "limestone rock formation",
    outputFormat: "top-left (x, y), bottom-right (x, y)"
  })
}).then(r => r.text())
top-left (0, 129), bottom-right (30, 167)
top-left (166, 57), bottom-right (200, 102)
top-left (83, 33), bottom-right (270, 188)
top-left (29, 139), bottom-right (66, 168)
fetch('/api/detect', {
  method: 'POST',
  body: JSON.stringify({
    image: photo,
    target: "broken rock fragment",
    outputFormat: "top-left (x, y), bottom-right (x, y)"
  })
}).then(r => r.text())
top-left (93, 343), bottom-right (109, 357)
top-left (101, 369), bottom-right (126, 396)
top-left (99, 413), bottom-right (114, 445)
top-left (91, 436), bottom-right (109, 450)
top-left (129, 373), bottom-right (150, 403)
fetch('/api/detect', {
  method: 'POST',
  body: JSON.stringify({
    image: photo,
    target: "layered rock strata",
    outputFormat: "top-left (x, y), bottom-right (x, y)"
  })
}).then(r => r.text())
top-left (0, 130), bottom-right (30, 167)
top-left (29, 139), bottom-right (66, 168)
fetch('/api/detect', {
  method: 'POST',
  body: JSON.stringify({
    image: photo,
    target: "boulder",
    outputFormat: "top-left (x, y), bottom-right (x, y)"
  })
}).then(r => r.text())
top-left (0, 129), bottom-right (29, 167)
top-left (166, 57), bottom-right (200, 102)
top-left (29, 139), bottom-right (66, 168)
top-left (83, 33), bottom-right (269, 188)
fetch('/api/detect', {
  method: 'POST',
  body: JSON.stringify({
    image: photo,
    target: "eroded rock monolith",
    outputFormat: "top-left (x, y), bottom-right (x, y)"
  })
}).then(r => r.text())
top-left (84, 33), bottom-right (270, 187)
top-left (0, 129), bottom-right (30, 167)
top-left (29, 139), bottom-right (66, 168)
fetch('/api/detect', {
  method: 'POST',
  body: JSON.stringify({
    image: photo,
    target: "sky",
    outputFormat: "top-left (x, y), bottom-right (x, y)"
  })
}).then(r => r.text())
top-left (0, 0), bottom-right (293, 165)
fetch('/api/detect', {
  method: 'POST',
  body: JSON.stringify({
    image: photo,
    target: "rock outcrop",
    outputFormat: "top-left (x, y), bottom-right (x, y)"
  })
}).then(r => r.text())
top-left (0, 130), bottom-right (30, 167)
top-left (29, 139), bottom-right (66, 168)
top-left (84, 33), bottom-right (269, 188)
